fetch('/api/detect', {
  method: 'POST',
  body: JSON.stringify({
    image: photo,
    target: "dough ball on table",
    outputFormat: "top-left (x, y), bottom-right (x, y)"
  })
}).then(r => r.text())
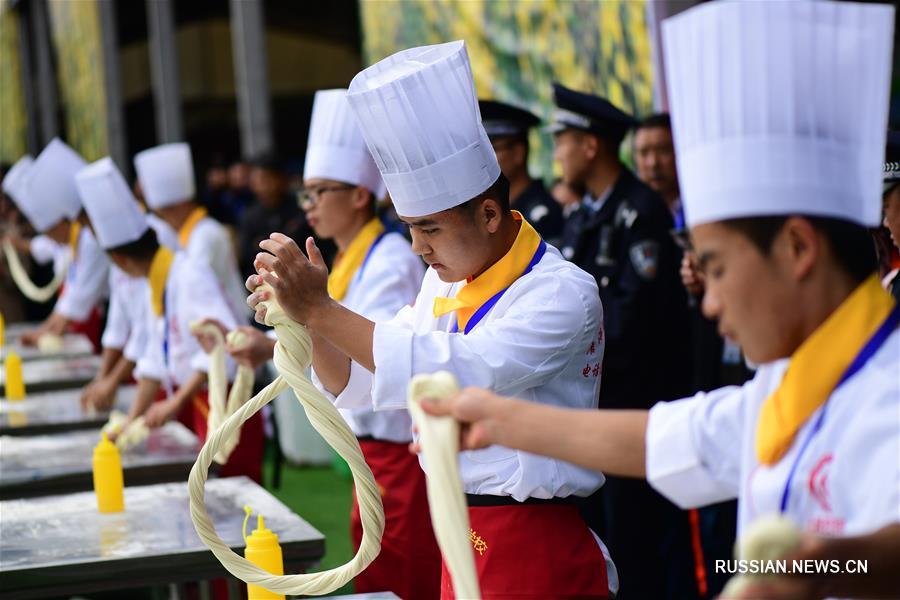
top-left (37, 334), bottom-right (64, 353)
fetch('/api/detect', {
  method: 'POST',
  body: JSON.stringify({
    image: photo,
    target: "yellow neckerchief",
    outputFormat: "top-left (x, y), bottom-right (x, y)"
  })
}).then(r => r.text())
top-left (433, 211), bottom-right (541, 331)
top-left (327, 218), bottom-right (385, 301)
top-left (148, 246), bottom-right (175, 317)
top-left (69, 221), bottom-right (82, 260)
top-left (756, 274), bottom-right (896, 465)
top-left (178, 206), bottom-right (208, 248)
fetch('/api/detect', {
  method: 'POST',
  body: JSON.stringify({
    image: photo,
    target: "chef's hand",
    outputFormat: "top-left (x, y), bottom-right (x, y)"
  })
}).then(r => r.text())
top-left (143, 396), bottom-right (181, 429)
top-left (225, 326), bottom-right (275, 369)
top-left (193, 318), bottom-right (228, 354)
top-left (252, 234), bottom-right (330, 326)
top-left (409, 387), bottom-right (511, 454)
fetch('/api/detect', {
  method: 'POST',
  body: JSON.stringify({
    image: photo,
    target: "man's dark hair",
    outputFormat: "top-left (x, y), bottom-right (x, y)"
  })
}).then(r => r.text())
top-left (580, 127), bottom-right (628, 160)
top-left (636, 113), bottom-right (672, 132)
top-left (499, 133), bottom-right (530, 162)
top-left (248, 153), bottom-right (284, 174)
top-left (456, 173), bottom-right (511, 215)
top-left (109, 227), bottom-right (160, 260)
top-left (361, 186), bottom-right (378, 217)
top-left (723, 216), bottom-right (877, 284)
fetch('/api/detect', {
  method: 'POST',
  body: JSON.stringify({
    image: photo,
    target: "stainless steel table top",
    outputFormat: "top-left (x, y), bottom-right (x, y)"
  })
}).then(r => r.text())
top-left (0, 477), bottom-right (325, 599)
top-left (0, 385), bottom-right (137, 436)
top-left (1, 354), bottom-right (102, 395)
top-left (0, 421), bottom-right (199, 500)
top-left (1, 332), bottom-right (94, 362)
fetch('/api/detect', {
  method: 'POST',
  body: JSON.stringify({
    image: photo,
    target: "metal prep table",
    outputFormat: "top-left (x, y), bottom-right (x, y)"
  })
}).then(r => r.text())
top-left (0, 354), bottom-right (103, 396)
top-left (0, 421), bottom-right (199, 500)
top-left (0, 385), bottom-right (137, 436)
top-left (0, 476), bottom-right (326, 599)
top-left (1, 332), bottom-right (94, 362)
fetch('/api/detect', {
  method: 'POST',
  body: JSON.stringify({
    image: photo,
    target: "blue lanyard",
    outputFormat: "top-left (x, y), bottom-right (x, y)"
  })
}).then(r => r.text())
top-left (779, 303), bottom-right (900, 513)
top-left (352, 232), bottom-right (387, 287)
top-left (162, 285), bottom-right (171, 373)
top-left (450, 240), bottom-right (547, 335)
top-left (673, 203), bottom-right (686, 231)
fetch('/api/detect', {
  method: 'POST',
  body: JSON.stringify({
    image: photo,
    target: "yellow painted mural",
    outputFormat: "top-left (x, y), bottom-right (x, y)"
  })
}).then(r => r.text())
top-left (47, 0), bottom-right (108, 161)
top-left (0, 1), bottom-right (28, 163)
top-left (360, 0), bottom-right (655, 177)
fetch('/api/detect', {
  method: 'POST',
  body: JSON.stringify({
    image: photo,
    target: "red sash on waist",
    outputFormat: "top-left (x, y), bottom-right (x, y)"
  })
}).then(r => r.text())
top-left (352, 438), bottom-right (441, 600)
top-left (441, 502), bottom-right (609, 599)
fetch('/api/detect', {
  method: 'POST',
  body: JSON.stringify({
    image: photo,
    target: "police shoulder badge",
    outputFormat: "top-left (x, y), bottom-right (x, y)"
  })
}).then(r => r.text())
top-left (615, 201), bottom-right (639, 229)
top-left (529, 204), bottom-right (549, 223)
top-left (629, 240), bottom-right (659, 280)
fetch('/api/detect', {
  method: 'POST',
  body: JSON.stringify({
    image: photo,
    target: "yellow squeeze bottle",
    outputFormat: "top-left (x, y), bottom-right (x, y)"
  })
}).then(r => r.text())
top-left (4, 351), bottom-right (25, 400)
top-left (92, 432), bottom-right (125, 513)
top-left (0, 311), bottom-right (5, 348)
top-left (244, 507), bottom-right (285, 600)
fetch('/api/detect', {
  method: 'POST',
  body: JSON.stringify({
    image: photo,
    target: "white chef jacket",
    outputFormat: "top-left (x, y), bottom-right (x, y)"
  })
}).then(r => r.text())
top-left (101, 266), bottom-right (151, 363)
top-left (646, 327), bottom-right (900, 538)
top-left (100, 217), bottom-right (178, 360)
top-left (332, 243), bottom-right (607, 501)
top-left (180, 216), bottom-right (249, 322)
top-left (311, 231), bottom-right (424, 443)
top-left (148, 214), bottom-right (179, 250)
top-left (54, 227), bottom-right (109, 321)
top-left (135, 251), bottom-right (238, 389)
top-left (29, 235), bottom-right (69, 276)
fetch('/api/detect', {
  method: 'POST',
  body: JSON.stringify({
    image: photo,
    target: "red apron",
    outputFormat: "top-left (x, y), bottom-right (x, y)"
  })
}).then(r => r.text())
top-left (66, 306), bottom-right (103, 352)
top-left (186, 389), bottom-right (264, 484)
top-left (159, 387), bottom-right (265, 484)
top-left (351, 438), bottom-right (442, 600)
top-left (441, 502), bottom-right (609, 600)
top-left (54, 281), bottom-right (103, 352)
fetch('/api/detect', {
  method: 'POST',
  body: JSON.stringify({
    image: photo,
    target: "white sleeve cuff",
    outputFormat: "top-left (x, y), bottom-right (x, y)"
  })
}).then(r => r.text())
top-left (29, 236), bottom-right (59, 265)
top-left (55, 291), bottom-right (94, 321)
top-left (646, 398), bottom-right (737, 509)
top-left (311, 360), bottom-right (374, 410)
top-left (310, 368), bottom-right (337, 402)
top-left (122, 338), bottom-right (142, 363)
top-left (101, 331), bottom-right (127, 351)
top-left (135, 354), bottom-right (165, 382)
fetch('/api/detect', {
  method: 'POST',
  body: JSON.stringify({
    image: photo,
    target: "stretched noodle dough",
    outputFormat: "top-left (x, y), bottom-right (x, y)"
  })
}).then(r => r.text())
top-left (187, 283), bottom-right (385, 596)
top-left (3, 240), bottom-right (67, 303)
top-left (407, 371), bottom-right (481, 599)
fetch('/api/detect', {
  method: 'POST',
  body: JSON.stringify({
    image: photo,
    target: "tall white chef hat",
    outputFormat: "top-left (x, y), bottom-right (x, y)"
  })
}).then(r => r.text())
top-left (1, 156), bottom-right (45, 229)
top-left (133, 142), bottom-right (196, 209)
top-left (663, 0), bottom-right (895, 228)
top-left (347, 40), bottom-right (501, 218)
top-left (304, 89), bottom-right (384, 196)
top-left (26, 138), bottom-right (86, 230)
top-left (75, 157), bottom-right (148, 250)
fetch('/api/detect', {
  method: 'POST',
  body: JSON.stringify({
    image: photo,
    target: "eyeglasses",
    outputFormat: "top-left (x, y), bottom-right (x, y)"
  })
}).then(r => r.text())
top-left (297, 184), bottom-right (354, 210)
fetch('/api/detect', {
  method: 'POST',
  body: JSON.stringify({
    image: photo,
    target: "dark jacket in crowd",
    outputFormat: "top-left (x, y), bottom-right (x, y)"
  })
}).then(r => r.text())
top-left (560, 167), bottom-right (693, 408)
top-left (237, 195), bottom-right (334, 279)
top-left (560, 167), bottom-right (699, 600)
top-left (513, 180), bottom-right (564, 246)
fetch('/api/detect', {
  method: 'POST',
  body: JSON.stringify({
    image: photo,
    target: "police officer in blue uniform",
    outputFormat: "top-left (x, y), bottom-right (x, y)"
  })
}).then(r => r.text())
top-left (551, 83), bottom-right (698, 599)
top-left (479, 99), bottom-right (564, 245)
